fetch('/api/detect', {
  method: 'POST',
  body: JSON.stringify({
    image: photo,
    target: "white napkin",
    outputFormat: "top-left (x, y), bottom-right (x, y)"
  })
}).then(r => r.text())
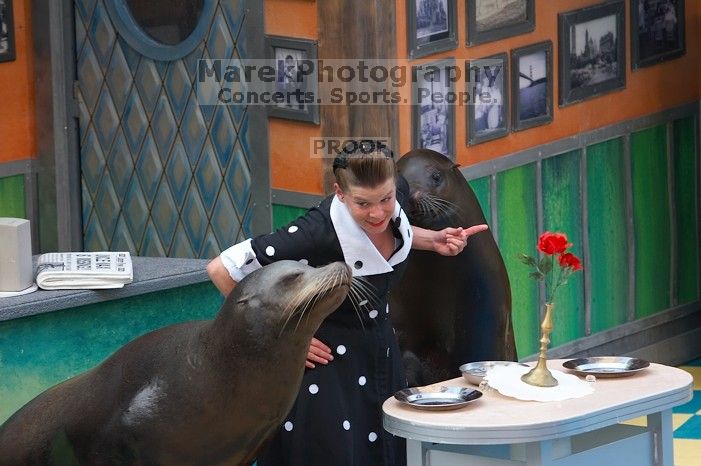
top-left (486, 363), bottom-right (594, 402)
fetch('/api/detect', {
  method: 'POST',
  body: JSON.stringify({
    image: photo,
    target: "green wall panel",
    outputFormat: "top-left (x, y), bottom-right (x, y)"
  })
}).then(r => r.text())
top-left (496, 164), bottom-right (539, 357)
top-left (673, 117), bottom-right (699, 304)
top-left (468, 176), bottom-right (492, 226)
top-left (586, 138), bottom-right (630, 332)
top-left (272, 204), bottom-right (309, 231)
top-left (0, 175), bottom-right (26, 218)
top-left (0, 282), bottom-right (222, 424)
top-left (542, 150), bottom-right (585, 346)
top-left (631, 125), bottom-right (671, 318)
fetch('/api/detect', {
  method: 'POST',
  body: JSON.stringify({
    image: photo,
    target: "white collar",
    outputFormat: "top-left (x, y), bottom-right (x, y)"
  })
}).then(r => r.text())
top-left (330, 195), bottom-right (412, 277)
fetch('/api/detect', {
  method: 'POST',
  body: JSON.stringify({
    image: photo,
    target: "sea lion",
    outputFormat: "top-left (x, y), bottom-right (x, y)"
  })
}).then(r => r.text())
top-left (392, 148), bottom-right (516, 386)
top-left (0, 260), bottom-right (351, 466)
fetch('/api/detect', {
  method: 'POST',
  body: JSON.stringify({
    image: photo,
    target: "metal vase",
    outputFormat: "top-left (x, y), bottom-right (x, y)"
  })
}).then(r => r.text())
top-left (521, 303), bottom-right (558, 387)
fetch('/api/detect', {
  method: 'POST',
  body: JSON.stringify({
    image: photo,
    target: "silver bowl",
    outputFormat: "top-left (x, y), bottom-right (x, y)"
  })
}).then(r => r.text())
top-left (394, 386), bottom-right (482, 411)
top-left (562, 356), bottom-right (650, 378)
top-left (459, 361), bottom-right (530, 386)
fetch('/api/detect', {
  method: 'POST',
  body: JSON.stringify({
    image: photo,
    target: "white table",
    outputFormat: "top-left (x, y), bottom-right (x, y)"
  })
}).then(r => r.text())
top-left (383, 359), bottom-right (692, 466)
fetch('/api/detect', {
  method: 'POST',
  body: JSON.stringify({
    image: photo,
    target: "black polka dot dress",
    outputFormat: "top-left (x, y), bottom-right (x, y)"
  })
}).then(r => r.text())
top-left (219, 185), bottom-right (412, 466)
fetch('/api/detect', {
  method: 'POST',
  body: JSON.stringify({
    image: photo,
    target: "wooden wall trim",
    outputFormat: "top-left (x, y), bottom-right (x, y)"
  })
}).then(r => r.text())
top-left (272, 188), bottom-right (323, 209)
top-left (317, 0), bottom-right (398, 193)
top-left (31, 0), bottom-right (82, 252)
top-left (0, 160), bottom-right (33, 178)
top-left (462, 101), bottom-right (700, 180)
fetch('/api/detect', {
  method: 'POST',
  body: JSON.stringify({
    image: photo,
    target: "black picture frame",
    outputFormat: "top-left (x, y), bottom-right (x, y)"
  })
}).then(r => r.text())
top-left (467, 53), bottom-right (509, 145)
top-left (407, 0), bottom-right (457, 59)
top-left (0, 0), bottom-right (16, 63)
top-left (265, 35), bottom-right (319, 124)
top-left (412, 59), bottom-right (456, 159)
top-left (511, 40), bottom-right (553, 132)
top-left (558, 1), bottom-right (626, 107)
top-left (467, 0), bottom-right (535, 46)
top-left (631, 0), bottom-right (685, 69)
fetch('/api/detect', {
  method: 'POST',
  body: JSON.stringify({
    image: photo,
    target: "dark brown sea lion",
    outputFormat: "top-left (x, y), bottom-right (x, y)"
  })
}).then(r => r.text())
top-left (0, 261), bottom-right (351, 466)
top-left (392, 148), bottom-right (516, 386)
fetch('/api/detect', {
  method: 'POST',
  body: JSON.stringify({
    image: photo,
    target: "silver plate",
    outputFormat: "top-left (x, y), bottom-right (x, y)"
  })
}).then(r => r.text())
top-left (459, 361), bottom-right (530, 386)
top-left (562, 357), bottom-right (650, 378)
top-left (394, 386), bottom-right (482, 411)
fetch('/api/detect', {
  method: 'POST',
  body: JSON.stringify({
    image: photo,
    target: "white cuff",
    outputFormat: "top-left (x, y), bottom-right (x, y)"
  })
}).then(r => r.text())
top-left (219, 239), bottom-right (262, 282)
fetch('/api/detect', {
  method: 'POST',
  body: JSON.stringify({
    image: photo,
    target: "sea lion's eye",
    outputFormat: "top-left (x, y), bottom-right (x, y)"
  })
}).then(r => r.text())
top-left (282, 272), bottom-right (302, 285)
top-left (236, 294), bottom-right (251, 305)
top-left (430, 170), bottom-right (442, 185)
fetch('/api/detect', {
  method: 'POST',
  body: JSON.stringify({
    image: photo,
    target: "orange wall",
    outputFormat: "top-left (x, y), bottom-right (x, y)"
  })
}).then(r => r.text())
top-left (265, 0), bottom-right (323, 194)
top-left (397, 0), bottom-right (701, 166)
top-left (0, 0), bottom-right (35, 163)
top-left (267, 0), bottom-right (699, 194)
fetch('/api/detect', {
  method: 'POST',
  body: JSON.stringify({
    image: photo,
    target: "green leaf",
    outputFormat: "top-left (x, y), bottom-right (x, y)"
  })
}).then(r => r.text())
top-left (518, 253), bottom-right (537, 267)
top-left (539, 256), bottom-right (553, 274)
top-left (529, 271), bottom-right (545, 281)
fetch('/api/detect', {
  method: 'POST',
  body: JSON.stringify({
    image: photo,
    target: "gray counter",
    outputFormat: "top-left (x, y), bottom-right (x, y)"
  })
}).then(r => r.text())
top-left (0, 257), bottom-right (210, 322)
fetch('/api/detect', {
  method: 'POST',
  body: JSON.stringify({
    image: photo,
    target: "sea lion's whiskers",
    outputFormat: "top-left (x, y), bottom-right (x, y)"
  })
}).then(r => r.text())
top-left (412, 191), bottom-right (430, 211)
top-left (425, 194), bottom-right (460, 212)
top-left (420, 196), bottom-right (442, 217)
top-left (280, 282), bottom-right (315, 334)
top-left (346, 286), bottom-right (361, 316)
top-left (288, 280), bottom-right (327, 332)
top-left (428, 197), bottom-right (457, 209)
top-left (352, 276), bottom-right (378, 295)
top-left (351, 277), bottom-right (381, 310)
top-left (421, 194), bottom-right (460, 218)
top-left (300, 270), bottom-right (349, 327)
top-left (282, 270), bottom-right (347, 334)
top-left (410, 190), bottom-right (460, 219)
top-left (299, 273), bottom-right (337, 327)
top-left (346, 286), bottom-right (366, 330)
top-left (417, 196), bottom-right (442, 218)
top-left (423, 198), bottom-right (441, 218)
top-left (415, 196), bottom-right (431, 216)
top-left (280, 302), bottom-right (301, 335)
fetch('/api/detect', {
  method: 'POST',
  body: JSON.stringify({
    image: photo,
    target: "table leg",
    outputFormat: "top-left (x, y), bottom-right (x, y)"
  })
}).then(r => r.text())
top-left (524, 438), bottom-right (572, 466)
top-left (406, 439), bottom-right (425, 466)
top-left (647, 409), bottom-right (673, 466)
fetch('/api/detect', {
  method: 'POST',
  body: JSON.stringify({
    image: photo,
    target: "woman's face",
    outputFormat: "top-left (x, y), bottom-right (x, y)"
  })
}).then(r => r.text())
top-left (335, 177), bottom-right (396, 235)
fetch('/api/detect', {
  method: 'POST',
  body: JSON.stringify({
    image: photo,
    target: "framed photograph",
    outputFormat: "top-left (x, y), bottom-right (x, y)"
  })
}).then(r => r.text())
top-left (558, 1), bottom-right (626, 107)
top-left (511, 41), bottom-right (553, 132)
top-left (467, 0), bottom-right (535, 46)
top-left (467, 53), bottom-right (509, 145)
top-left (0, 0), bottom-right (16, 63)
top-left (631, 0), bottom-right (685, 69)
top-left (407, 0), bottom-right (457, 59)
top-left (265, 35), bottom-right (319, 124)
top-left (412, 59), bottom-right (456, 159)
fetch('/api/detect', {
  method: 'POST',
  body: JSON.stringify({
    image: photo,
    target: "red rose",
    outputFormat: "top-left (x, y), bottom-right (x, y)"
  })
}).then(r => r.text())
top-left (558, 252), bottom-right (583, 271)
top-left (537, 232), bottom-right (571, 255)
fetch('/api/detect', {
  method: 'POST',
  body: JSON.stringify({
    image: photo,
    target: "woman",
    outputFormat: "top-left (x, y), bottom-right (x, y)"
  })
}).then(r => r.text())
top-left (207, 143), bottom-right (487, 466)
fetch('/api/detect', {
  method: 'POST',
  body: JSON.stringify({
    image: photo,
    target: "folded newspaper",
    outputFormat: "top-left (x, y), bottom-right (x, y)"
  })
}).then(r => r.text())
top-left (36, 252), bottom-right (133, 290)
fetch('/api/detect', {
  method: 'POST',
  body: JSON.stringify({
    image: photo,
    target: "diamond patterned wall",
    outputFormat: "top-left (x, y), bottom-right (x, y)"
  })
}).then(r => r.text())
top-left (76, 0), bottom-right (256, 258)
